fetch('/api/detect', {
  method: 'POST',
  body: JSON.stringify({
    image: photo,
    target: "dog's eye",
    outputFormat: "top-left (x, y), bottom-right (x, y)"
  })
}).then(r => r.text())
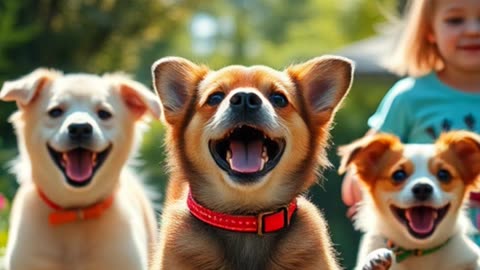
top-left (48, 107), bottom-right (64, 118)
top-left (207, 92), bottom-right (225, 106)
top-left (98, 109), bottom-right (112, 120)
top-left (269, 93), bottom-right (288, 108)
top-left (391, 169), bottom-right (408, 183)
top-left (437, 169), bottom-right (451, 182)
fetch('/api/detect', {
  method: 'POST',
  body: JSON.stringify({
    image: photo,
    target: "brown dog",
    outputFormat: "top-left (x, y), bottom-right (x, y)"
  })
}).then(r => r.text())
top-left (151, 56), bottom-right (353, 270)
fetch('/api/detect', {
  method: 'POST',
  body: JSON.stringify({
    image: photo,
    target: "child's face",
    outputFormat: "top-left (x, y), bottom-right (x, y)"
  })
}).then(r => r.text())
top-left (430, 0), bottom-right (480, 72)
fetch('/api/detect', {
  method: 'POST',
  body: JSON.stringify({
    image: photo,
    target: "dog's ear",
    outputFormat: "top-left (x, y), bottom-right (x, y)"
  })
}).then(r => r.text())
top-left (437, 131), bottom-right (480, 187)
top-left (338, 133), bottom-right (402, 175)
top-left (106, 74), bottom-right (161, 120)
top-left (120, 82), bottom-right (161, 120)
top-left (0, 68), bottom-right (58, 106)
top-left (287, 55), bottom-right (354, 124)
top-left (151, 57), bottom-right (208, 124)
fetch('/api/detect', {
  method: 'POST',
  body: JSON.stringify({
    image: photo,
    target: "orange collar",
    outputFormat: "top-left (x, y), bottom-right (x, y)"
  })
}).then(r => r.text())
top-left (37, 189), bottom-right (115, 226)
top-left (187, 190), bottom-right (297, 235)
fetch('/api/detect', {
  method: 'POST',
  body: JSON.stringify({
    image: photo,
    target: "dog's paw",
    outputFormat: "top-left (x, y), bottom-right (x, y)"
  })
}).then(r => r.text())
top-left (361, 248), bottom-right (393, 270)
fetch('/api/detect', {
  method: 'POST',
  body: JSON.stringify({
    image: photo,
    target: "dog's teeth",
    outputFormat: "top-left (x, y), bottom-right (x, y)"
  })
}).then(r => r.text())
top-left (433, 211), bottom-right (438, 220)
top-left (260, 158), bottom-right (266, 170)
top-left (61, 153), bottom-right (68, 168)
top-left (92, 153), bottom-right (98, 165)
top-left (262, 146), bottom-right (269, 163)
top-left (227, 150), bottom-right (234, 168)
top-left (226, 150), bottom-right (232, 162)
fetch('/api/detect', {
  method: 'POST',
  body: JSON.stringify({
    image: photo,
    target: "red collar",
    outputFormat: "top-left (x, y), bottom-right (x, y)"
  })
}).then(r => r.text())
top-left (187, 191), bottom-right (297, 235)
top-left (37, 189), bottom-right (115, 226)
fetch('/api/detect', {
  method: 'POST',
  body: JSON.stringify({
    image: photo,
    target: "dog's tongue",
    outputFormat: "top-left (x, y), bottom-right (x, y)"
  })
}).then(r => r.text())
top-left (229, 140), bottom-right (263, 173)
top-left (405, 207), bottom-right (436, 234)
top-left (64, 149), bottom-right (94, 182)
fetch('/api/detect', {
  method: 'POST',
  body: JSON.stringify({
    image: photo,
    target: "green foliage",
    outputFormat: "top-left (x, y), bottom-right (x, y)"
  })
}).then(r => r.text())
top-left (137, 122), bottom-right (169, 205)
top-left (0, 195), bottom-right (9, 257)
top-left (0, 0), bottom-right (41, 71)
top-left (0, 230), bottom-right (6, 257)
top-left (1, 0), bottom-right (209, 76)
top-left (341, 0), bottom-right (398, 41)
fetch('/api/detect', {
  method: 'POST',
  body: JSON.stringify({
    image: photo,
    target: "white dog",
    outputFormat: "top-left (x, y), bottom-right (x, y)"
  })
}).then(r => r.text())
top-left (0, 69), bottom-right (160, 270)
top-left (339, 131), bottom-right (480, 270)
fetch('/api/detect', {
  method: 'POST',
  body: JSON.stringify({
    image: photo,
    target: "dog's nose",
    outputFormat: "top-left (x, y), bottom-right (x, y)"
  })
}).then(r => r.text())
top-left (68, 123), bottom-right (93, 141)
top-left (412, 183), bottom-right (433, 201)
top-left (230, 92), bottom-right (262, 112)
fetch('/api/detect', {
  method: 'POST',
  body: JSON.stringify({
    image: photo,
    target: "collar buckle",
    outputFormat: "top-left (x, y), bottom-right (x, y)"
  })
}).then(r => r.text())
top-left (257, 206), bottom-right (289, 236)
top-left (76, 210), bottom-right (85, 220)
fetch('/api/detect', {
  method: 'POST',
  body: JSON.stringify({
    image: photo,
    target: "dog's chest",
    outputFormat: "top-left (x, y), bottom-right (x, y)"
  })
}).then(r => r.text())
top-left (9, 201), bottom-right (147, 270)
top-left (218, 231), bottom-right (279, 270)
top-left (8, 230), bottom-right (144, 270)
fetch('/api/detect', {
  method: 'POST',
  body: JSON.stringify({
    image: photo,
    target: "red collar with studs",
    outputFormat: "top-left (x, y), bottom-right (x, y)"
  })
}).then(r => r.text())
top-left (37, 189), bottom-right (115, 226)
top-left (187, 190), bottom-right (297, 235)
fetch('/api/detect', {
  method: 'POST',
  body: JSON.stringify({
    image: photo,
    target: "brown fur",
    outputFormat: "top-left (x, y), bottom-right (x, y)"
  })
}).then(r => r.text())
top-left (151, 56), bottom-right (353, 270)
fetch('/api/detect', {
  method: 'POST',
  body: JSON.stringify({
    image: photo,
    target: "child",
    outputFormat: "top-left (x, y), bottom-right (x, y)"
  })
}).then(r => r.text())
top-left (342, 0), bottom-right (480, 245)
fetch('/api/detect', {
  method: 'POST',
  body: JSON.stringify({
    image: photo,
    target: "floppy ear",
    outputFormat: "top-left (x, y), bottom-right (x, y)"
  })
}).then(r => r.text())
top-left (287, 55), bottom-right (354, 124)
top-left (437, 131), bottom-right (480, 187)
top-left (338, 133), bottom-right (402, 176)
top-left (121, 82), bottom-right (161, 120)
top-left (0, 68), bottom-right (58, 106)
top-left (106, 75), bottom-right (161, 120)
top-left (151, 56), bottom-right (208, 125)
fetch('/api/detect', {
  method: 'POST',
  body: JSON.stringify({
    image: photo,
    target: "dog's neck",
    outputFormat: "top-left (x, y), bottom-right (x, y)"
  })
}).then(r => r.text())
top-left (385, 237), bottom-right (451, 263)
top-left (37, 188), bottom-right (115, 225)
top-left (187, 189), bottom-right (297, 235)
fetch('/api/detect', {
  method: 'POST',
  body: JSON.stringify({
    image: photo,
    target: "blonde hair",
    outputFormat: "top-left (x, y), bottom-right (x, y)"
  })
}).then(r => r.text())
top-left (387, 0), bottom-right (444, 77)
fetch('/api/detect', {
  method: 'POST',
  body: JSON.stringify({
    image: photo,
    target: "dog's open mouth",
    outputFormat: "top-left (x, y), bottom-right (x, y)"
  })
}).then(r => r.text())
top-left (47, 145), bottom-right (112, 187)
top-left (209, 125), bottom-right (285, 181)
top-left (391, 204), bottom-right (450, 239)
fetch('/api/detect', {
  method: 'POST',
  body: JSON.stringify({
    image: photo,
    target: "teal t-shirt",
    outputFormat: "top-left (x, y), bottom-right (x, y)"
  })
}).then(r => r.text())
top-left (368, 73), bottom-right (480, 143)
top-left (368, 72), bottom-right (480, 244)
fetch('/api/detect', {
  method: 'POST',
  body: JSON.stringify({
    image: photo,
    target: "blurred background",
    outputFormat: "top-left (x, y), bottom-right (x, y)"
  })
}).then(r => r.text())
top-left (0, 0), bottom-right (406, 268)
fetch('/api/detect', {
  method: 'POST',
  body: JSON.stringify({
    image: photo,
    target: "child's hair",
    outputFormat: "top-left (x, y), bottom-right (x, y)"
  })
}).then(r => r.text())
top-left (387, 0), bottom-right (444, 77)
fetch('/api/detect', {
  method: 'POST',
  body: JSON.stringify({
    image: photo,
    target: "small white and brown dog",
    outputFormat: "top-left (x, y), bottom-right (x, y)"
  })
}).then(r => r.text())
top-left (0, 69), bottom-right (160, 270)
top-left (338, 131), bottom-right (480, 270)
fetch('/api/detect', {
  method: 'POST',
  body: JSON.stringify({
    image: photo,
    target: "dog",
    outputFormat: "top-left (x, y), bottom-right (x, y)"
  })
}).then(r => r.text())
top-left (150, 56), bottom-right (353, 270)
top-left (338, 131), bottom-right (480, 270)
top-left (0, 69), bottom-right (160, 270)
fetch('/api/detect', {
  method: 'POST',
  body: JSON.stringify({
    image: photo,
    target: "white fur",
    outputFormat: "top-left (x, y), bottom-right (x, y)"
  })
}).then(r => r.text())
top-left (1, 70), bottom-right (159, 270)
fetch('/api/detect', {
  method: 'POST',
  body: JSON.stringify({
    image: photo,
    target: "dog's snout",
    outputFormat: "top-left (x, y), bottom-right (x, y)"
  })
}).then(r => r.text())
top-left (68, 123), bottom-right (93, 141)
top-left (230, 92), bottom-right (262, 112)
top-left (412, 183), bottom-right (433, 201)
